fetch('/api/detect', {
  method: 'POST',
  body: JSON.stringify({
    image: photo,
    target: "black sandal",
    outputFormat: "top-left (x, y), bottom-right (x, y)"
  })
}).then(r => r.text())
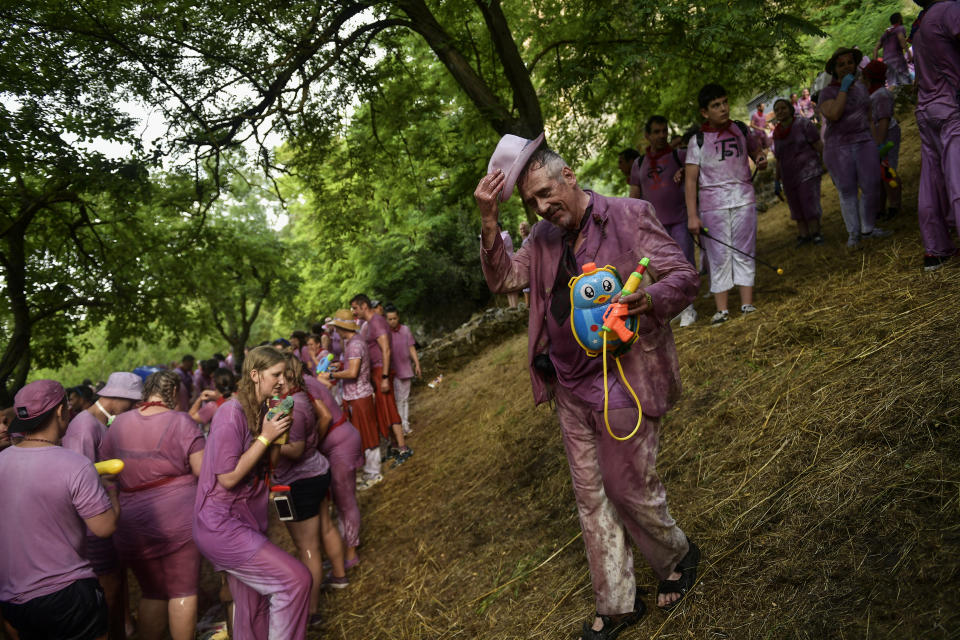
top-left (657, 539), bottom-right (700, 611)
top-left (578, 589), bottom-right (646, 639)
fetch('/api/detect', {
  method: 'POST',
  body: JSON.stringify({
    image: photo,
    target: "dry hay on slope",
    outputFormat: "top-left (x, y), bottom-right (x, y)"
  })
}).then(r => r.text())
top-left (310, 110), bottom-right (959, 639)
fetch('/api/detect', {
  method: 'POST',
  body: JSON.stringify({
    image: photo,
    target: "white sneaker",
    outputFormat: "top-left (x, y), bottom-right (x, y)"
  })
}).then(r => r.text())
top-left (740, 304), bottom-right (757, 314)
top-left (710, 310), bottom-right (730, 325)
top-left (357, 473), bottom-right (383, 491)
top-left (679, 305), bottom-right (697, 327)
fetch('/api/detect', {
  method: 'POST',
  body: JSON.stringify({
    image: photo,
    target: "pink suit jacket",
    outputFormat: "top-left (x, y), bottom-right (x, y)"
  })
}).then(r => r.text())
top-left (481, 191), bottom-right (699, 416)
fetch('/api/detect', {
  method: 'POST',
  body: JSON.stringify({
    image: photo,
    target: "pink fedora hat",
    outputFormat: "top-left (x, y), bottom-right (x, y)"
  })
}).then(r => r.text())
top-left (487, 132), bottom-right (546, 202)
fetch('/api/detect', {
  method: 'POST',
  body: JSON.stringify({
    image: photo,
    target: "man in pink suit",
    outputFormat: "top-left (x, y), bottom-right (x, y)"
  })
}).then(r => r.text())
top-left (475, 133), bottom-right (700, 639)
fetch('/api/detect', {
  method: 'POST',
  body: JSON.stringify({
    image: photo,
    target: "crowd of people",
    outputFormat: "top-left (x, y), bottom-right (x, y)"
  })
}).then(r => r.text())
top-left (614, 10), bottom-right (953, 332)
top-left (0, 297), bottom-right (422, 640)
top-left (476, 4), bottom-right (958, 639)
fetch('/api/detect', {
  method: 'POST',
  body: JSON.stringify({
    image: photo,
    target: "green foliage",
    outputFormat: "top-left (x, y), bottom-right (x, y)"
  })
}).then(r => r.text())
top-left (799, 0), bottom-right (917, 70)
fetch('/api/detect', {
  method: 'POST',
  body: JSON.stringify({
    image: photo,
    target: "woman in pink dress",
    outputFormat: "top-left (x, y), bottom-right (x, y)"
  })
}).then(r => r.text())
top-left (102, 371), bottom-right (205, 640)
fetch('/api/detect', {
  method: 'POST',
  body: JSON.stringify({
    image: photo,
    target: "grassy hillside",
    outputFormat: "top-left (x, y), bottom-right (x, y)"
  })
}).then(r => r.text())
top-left (195, 110), bottom-right (957, 640)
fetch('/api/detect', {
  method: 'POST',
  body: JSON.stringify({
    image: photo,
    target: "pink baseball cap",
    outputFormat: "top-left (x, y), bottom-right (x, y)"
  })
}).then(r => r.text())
top-left (487, 132), bottom-right (546, 202)
top-left (97, 372), bottom-right (144, 401)
top-left (11, 380), bottom-right (66, 431)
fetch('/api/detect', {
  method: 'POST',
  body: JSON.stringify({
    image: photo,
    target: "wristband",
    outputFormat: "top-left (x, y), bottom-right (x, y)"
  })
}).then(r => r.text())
top-left (257, 435), bottom-right (272, 447)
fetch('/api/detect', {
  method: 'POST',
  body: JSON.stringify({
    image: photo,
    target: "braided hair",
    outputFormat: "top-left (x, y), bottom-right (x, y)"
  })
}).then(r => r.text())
top-left (142, 370), bottom-right (181, 410)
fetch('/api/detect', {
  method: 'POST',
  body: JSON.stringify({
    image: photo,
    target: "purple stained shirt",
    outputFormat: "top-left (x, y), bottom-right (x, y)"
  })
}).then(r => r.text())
top-left (881, 25), bottom-right (908, 69)
top-left (101, 410), bottom-right (204, 560)
top-left (820, 83), bottom-right (874, 146)
top-left (913, 2), bottom-right (960, 121)
top-left (870, 87), bottom-right (899, 132)
top-left (798, 97), bottom-right (816, 119)
top-left (195, 400), bottom-right (221, 425)
top-left (341, 335), bottom-right (374, 401)
top-left (193, 399), bottom-right (269, 570)
top-left (629, 147), bottom-right (687, 225)
top-left (193, 371), bottom-right (211, 396)
top-left (360, 313), bottom-right (390, 369)
top-left (773, 117), bottom-right (824, 185)
top-left (303, 376), bottom-right (343, 426)
top-left (389, 325), bottom-right (417, 380)
top-left (685, 124), bottom-right (759, 211)
top-left (62, 410), bottom-right (107, 462)
top-left (750, 110), bottom-right (769, 134)
top-left (0, 446), bottom-right (112, 603)
top-left (271, 392), bottom-right (330, 486)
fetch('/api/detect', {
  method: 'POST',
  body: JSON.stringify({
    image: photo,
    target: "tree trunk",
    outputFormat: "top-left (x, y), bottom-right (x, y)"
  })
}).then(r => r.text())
top-left (0, 217), bottom-right (34, 404)
top-left (396, 0), bottom-right (543, 137)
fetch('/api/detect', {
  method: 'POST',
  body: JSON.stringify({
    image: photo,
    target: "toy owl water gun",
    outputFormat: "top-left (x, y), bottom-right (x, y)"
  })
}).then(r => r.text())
top-left (95, 459), bottom-right (124, 475)
top-left (315, 353), bottom-right (335, 374)
top-left (568, 259), bottom-right (650, 441)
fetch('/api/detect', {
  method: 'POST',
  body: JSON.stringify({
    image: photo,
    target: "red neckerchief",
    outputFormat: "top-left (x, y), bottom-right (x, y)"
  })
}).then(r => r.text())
top-left (867, 81), bottom-right (884, 94)
top-left (700, 120), bottom-right (733, 133)
top-left (215, 396), bottom-right (228, 407)
top-left (645, 145), bottom-right (673, 161)
top-left (773, 118), bottom-right (793, 140)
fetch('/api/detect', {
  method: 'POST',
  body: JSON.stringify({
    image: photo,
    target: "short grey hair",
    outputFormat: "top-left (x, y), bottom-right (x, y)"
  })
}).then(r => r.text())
top-left (518, 147), bottom-right (568, 189)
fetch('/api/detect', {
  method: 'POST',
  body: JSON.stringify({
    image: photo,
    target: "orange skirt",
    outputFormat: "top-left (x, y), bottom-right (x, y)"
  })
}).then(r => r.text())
top-left (346, 395), bottom-right (379, 451)
top-left (371, 365), bottom-right (402, 435)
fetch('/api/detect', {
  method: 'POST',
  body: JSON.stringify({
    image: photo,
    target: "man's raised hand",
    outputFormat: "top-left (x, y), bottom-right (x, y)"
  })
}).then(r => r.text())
top-left (474, 169), bottom-right (505, 224)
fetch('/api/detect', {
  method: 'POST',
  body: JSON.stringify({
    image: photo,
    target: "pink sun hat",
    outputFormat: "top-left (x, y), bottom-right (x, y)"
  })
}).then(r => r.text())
top-left (487, 132), bottom-right (546, 202)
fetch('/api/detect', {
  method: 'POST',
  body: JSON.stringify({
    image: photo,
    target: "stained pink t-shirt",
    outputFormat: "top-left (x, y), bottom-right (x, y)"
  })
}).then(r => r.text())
top-left (192, 371), bottom-right (211, 397)
top-left (629, 148), bottom-right (687, 225)
top-left (820, 83), bottom-right (874, 146)
top-left (194, 400), bottom-right (222, 426)
top-left (341, 335), bottom-right (374, 401)
top-left (685, 123), bottom-right (759, 211)
top-left (913, 2), bottom-right (960, 121)
top-left (193, 399), bottom-right (269, 570)
top-left (361, 313), bottom-right (390, 369)
top-left (750, 110), bottom-right (769, 134)
top-left (389, 325), bottom-right (417, 380)
top-left (62, 410), bottom-right (107, 462)
top-left (101, 410), bottom-right (204, 560)
top-left (798, 97), bottom-right (816, 119)
top-left (272, 392), bottom-right (330, 485)
top-left (0, 446), bottom-right (112, 603)
top-left (773, 117), bottom-right (823, 185)
top-left (881, 25), bottom-right (908, 69)
top-left (303, 376), bottom-right (343, 426)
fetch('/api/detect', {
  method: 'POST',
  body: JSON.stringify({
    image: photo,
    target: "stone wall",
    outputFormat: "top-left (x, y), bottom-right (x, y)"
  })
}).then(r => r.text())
top-left (418, 305), bottom-right (527, 373)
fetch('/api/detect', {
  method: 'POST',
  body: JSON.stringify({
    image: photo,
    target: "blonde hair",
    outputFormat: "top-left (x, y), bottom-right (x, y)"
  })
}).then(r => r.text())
top-left (237, 346), bottom-right (287, 436)
top-left (142, 370), bottom-right (181, 410)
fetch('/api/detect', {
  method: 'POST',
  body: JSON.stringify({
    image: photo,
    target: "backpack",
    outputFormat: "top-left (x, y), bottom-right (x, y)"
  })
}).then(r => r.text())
top-left (694, 120), bottom-right (749, 149)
